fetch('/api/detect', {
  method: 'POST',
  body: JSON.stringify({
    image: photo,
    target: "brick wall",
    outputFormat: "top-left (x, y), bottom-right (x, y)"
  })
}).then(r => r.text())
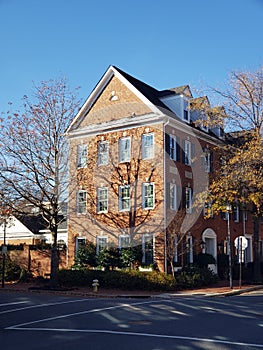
top-left (8, 245), bottom-right (67, 277)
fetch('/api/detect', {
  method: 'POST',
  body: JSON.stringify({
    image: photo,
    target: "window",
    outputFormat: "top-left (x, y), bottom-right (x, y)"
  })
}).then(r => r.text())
top-left (142, 133), bottom-right (154, 159)
top-left (232, 203), bottom-right (239, 222)
top-left (142, 234), bottom-right (154, 266)
top-left (96, 235), bottom-right (108, 254)
top-left (185, 235), bottom-right (193, 264)
top-left (119, 185), bottom-right (130, 211)
top-left (169, 183), bottom-right (177, 210)
top-left (98, 141), bottom-right (109, 165)
top-left (183, 99), bottom-right (190, 122)
top-left (243, 206), bottom-right (248, 221)
top-left (184, 109), bottom-right (189, 121)
top-left (203, 149), bottom-right (213, 173)
top-left (97, 187), bottom-right (108, 213)
top-left (169, 135), bottom-right (176, 160)
top-left (75, 237), bottom-right (86, 257)
top-left (142, 183), bottom-right (155, 209)
top-left (77, 190), bottom-right (87, 214)
top-left (184, 140), bottom-right (191, 165)
top-left (185, 187), bottom-right (192, 213)
top-left (119, 235), bottom-right (130, 249)
top-left (119, 137), bottom-right (131, 162)
top-left (77, 144), bottom-right (87, 168)
top-left (173, 235), bottom-right (178, 263)
top-left (203, 151), bottom-right (210, 172)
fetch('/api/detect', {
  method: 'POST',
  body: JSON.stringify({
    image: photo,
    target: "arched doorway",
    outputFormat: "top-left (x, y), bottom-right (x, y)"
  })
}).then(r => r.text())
top-left (202, 228), bottom-right (217, 273)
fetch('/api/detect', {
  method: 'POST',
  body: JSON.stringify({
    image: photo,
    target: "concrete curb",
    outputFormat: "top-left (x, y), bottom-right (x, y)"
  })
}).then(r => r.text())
top-left (209, 284), bottom-right (263, 297)
top-left (1, 284), bottom-right (262, 299)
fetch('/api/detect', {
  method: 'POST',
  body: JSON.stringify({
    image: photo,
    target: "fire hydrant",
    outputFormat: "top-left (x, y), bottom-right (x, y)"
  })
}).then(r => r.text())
top-left (92, 279), bottom-right (99, 293)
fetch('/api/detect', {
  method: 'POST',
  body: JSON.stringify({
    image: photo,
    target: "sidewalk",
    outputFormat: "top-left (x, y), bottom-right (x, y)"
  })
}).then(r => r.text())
top-left (1, 280), bottom-right (262, 298)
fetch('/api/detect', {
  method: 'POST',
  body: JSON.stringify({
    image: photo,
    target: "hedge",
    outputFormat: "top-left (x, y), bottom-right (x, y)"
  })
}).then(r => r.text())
top-left (58, 266), bottom-right (217, 291)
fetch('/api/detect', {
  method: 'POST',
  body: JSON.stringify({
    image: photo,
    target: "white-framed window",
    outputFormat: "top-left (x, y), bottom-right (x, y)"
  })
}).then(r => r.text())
top-left (203, 151), bottom-right (211, 172)
top-left (119, 137), bottom-right (131, 162)
top-left (185, 187), bottom-right (192, 213)
top-left (243, 206), bottom-right (248, 221)
top-left (142, 183), bottom-right (155, 209)
top-left (232, 203), bottom-right (239, 222)
top-left (98, 141), bottom-right (109, 166)
top-left (77, 190), bottom-right (87, 214)
top-left (77, 144), bottom-right (87, 168)
top-left (170, 183), bottom-right (177, 210)
top-left (184, 140), bottom-right (191, 165)
top-left (173, 234), bottom-right (178, 263)
top-left (185, 235), bottom-right (193, 264)
top-left (97, 187), bottom-right (108, 213)
top-left (119, 235), bottom-right (130, 249)
top-left (169, 135), bottom-right (177, 160)
top-left (75, 237), bottom-right (86, 257)
top-left (119, 185), bottom-right (131, 211)
top-left (183, 99), bottom-right (190, 123)
top-left (142, 233), bottom-right (154, 266)
top-left (96, 235), bottom-right (108, 254)
top-left (142, 133), bottom-right (154, 159)
top-left (244, 235), bottom-right (253, 263)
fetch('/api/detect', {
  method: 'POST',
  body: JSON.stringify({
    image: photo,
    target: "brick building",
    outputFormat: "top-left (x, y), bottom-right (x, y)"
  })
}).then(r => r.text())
top-left (66, 66), bottom-right (257, 273)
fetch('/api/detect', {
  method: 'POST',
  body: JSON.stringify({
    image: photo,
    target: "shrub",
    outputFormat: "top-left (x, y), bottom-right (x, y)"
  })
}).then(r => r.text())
top-left (217, 253), bottom-right (229, 279)
top-left (175, 265), bottom-right (218, 289)
top-left (58, 266), bottom-right (217, 291)
top-left (194, 253), bottom-right (216, 267)
top-left (96, 247), bottom-right (120, 270)
top-left (58, 269), bottom-right (176, 291)
top-left (0, 254), bottom-right (22, 281)
top-left (73, 241), bottom-right (97, 269)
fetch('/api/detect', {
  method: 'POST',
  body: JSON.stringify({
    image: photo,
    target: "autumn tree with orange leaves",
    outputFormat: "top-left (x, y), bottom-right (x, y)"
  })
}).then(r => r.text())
top-left (201, 66), bottom-right (263, 282)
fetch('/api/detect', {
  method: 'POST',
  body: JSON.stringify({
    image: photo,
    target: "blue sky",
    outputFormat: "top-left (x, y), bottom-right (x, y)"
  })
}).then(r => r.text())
top-left (0, 0), bottom-right (263, 110)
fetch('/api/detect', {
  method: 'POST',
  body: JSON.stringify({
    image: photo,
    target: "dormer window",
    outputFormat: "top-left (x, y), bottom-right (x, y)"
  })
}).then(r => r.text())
top-left (160, 94), bottom-right (190, 123)
top-left (183, 98), bottom-right (190, 122)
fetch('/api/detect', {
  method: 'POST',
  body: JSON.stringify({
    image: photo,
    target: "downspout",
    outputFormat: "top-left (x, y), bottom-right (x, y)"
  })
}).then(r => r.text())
top-left (163, 117), bottom-right (170, 274)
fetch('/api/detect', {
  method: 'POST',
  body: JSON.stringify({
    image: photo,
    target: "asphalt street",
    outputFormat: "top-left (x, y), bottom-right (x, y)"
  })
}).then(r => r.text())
top-left (0, 292), bottom-right (262, 349)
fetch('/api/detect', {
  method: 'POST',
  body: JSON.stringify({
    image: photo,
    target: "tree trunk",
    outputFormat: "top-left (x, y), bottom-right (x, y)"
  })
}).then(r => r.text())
top-left (50, 246), bottom-right (59, 288)
top-left (50, 225), bottom-right (59, 288)
top-left (253, 216), bottom-right (262, 282)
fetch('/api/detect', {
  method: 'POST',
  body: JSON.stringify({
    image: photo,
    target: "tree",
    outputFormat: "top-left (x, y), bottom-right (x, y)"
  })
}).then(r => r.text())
top-left (0, 78), bottom-right (81, 287)
top-left (202, 66), bottom-right (263, 282)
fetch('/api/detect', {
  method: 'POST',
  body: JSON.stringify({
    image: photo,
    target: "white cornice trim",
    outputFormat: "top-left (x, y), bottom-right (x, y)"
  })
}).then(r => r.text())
top-left (67, 113), bottom-right (164, 139)
top-left (67, 110), bottom-right (223, 146)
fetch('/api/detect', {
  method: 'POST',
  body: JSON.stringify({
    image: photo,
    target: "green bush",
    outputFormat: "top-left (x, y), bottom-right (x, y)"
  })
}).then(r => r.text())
top-left (58, 269), bottom-right (176, 291)
top-left (175, 265), bottom-right (218, 289)
top-left (217, 253), bottom-right (229, 279)
top-left (73, 244), bottom-right (143, 271)
top-left (0, 254), bottom-right (22, 281)
top-left (194, 253), bottom-right (216, 267)
top-left (58, 266), bottom-right (217, 291)
top-left (73, 242), bottom-right (97, 269)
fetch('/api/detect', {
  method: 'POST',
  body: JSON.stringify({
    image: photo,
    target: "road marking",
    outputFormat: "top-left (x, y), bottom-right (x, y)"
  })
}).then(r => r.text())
top-left (0, 301), bottom-right (29, 307)
top-left (5, 300), bottom-right (158, 328)
top-left (5, 327), bottom-right (263, 348)
top-left (0, 298), bottom-right (92, 315)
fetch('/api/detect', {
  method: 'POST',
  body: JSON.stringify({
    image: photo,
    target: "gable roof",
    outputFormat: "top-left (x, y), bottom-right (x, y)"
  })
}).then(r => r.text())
top-left (0, 216), bottom-right (36, 240)
top-left (67, 65), bottom-right (188, 133)
top-left (112, 66), bottom-right (174, 112)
